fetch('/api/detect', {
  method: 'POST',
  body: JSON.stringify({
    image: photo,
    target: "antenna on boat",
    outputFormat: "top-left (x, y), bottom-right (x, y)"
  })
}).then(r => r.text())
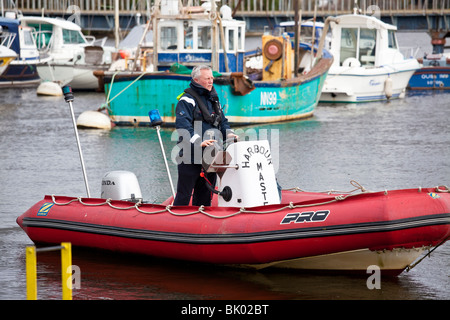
top-left (62, 86), bottom-right (91, 198)
top-left (353, 0), bottom-right (360, 14)
top-left (148, 109), bottom-right (176, 199)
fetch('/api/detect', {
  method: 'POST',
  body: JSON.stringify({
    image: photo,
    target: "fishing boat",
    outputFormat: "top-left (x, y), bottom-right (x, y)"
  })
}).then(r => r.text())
top-left (319, 8), bottom-right (421, 103)
top-left (408, 32), bottom-right (450, 90)
top-left (19, 15), bottom-right (116, 90)
top-left (0, 16), bottom-right (40, 87)
top-left (0, 29), bottom-right (17, 75)
top-left (93, 0), bottom-right (333, 126)
top-left (409, 53), bottom-right (450, 90)
top-left (17, 138), bottom-right (450, 275)
top-left (408, 53), bottom-right (450, 90)
top-left (408, 35), bottom-right (450, 90)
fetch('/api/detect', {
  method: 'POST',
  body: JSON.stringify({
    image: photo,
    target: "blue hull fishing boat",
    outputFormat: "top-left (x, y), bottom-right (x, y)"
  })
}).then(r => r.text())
top-left (408, 35), bottom-right (450, 90)
top-left (0, 16), bottom-right (40, 87)
top-left (408, 64), bottom-right (450, 90)
top-left (94, 0), bottom-right (333, 126)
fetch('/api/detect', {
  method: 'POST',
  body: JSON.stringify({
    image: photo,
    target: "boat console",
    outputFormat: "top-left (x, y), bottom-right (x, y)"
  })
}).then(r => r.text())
top-left (207, 140), bottom-right (281, 207)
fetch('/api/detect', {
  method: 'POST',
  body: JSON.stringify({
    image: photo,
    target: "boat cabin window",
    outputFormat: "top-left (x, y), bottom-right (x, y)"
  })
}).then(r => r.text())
top-left (161, 26), bottom-right (177, 50)
top-left (238, 26), bottom-right (244, 50)
top-left (184, 25), bottom-right (193, 49)
top-left (219, 26), bottom-right (240, 52)
top-left (63, 29), bottom-right (86, 45)
top-left (18, 27), bottom-right (38, 59)
top-left (197, 25), bottom-right (211, 50)
top-left (340, 28), bottom-right (357, 65)
top-left (22, 29), bottom-right (35, 46)
top-left (28, 23), bottom-right (52, 49)
top-left (359, 28), bottom-right (376, 66)
top-left (388, 30), bottom-right (398, 49)
top-left (228, 29), bottom-right (235, 51)
top-left (36, 32), bottom-right (52, 49)
top-left (340, 27), bottom-right (376, 66)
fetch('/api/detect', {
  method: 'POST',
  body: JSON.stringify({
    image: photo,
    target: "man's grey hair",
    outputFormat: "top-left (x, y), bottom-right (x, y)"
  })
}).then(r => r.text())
top-left (191, 65), bottom-right (212, 80)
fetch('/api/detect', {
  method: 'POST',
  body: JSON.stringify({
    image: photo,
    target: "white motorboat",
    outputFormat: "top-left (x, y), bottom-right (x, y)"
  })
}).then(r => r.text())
top-left (319, 9), bottom-right (421, 103)
top-left (20, 16), bottom-right (117, 90)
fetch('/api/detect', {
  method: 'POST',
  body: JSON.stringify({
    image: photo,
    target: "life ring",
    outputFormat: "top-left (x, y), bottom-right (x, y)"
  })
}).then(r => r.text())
top-left (263, 39), bottom-right (283, 61)
top-left (208, 11), bottom-right (217, 21)
top-left (342, 57), bottom-right (361, 67)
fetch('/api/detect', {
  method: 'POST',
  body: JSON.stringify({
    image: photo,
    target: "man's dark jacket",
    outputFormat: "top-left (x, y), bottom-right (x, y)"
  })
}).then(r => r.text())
top-left (175, 80), bottom-right (232, 164)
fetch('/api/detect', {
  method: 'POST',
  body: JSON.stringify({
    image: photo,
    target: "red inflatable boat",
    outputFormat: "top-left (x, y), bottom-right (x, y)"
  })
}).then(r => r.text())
top-left (19, 91), bottom-right (450, 276)
top-left (17, 185), bottom-right (450, 276)
top-left (16, 138), bottom-right (450, 275)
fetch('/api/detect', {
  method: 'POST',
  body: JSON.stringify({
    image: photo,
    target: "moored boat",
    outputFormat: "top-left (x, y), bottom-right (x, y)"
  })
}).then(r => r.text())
top-left (319, 8), bottom-right (421, 103)
top-left (408, 32), bottom-right (450, 90)
top-left (17, 139), bottom-right (450, 276)
top-left (0, 16), bottom-right (40, 87)
top-left (19, 15), bottom-right (117, 90)
top-left (94, 0), bottom-right (333, 126)
top-left (408, 52), bottom-right (450, 90)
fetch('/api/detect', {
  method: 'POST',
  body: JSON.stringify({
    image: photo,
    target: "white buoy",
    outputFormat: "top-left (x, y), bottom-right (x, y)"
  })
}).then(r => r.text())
top-left (76, 110), bottom-right (112, 130)
top-left (384, 76), bottom-right (393, 99)
top-left (36, 81), bottom-right (63, 96)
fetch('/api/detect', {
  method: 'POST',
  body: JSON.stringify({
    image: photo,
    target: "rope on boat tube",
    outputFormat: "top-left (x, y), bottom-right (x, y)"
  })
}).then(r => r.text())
top-left (49, 182), bottom-right (450, 219)
top-left (435, 185), bottom-right (450, 193)
top-left (283, 180), bottom-right (369, 195)
top-left (49, 191), bottom-right (356, 219)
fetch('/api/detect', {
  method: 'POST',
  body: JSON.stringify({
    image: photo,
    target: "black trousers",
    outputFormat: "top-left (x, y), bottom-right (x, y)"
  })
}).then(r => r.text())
top-left (173, 163), bottom-right (217, 206)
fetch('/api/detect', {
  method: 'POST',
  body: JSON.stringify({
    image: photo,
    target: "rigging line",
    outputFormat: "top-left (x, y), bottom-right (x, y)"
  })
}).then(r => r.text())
top-left (405, 235), bottom-right (450, 272)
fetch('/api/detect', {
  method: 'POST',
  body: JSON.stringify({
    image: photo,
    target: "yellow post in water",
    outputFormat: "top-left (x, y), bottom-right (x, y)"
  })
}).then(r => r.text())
top-left (25, 242), bottom-right (73, 300)
top-left (61, 242), bottom-right (72, 300)
top-left (26, 246), bottom-right (37, 300)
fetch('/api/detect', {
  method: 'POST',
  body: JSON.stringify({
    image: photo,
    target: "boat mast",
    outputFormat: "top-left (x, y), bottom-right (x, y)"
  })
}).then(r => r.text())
top-left (353, 0), bottom-right (359, 15)
top-left (114, 0), bottom-right (119, 48)
top-left (151, 0), bottom-right (160, 71)
top-left (210, 0), bottom-right (219, 71)
top-left (294, 0), bottom-right (300, 77)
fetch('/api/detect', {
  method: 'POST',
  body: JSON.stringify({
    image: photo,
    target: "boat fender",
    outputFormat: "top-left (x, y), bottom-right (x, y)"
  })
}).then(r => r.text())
top-left (36, 81), bottom-right (63, 96)
top-left (76, 110), bottom-right (112, 130)
top-left (384, 76), bottom-right (393, 99)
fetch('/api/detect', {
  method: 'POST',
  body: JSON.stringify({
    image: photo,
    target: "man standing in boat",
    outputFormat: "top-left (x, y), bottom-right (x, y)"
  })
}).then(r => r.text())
top-left (174, 65), bottom-right (238, 206)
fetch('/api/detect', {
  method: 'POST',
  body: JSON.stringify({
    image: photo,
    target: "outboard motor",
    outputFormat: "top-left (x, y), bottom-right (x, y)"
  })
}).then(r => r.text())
top-left (101, 171), bottom-right (143, 202)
